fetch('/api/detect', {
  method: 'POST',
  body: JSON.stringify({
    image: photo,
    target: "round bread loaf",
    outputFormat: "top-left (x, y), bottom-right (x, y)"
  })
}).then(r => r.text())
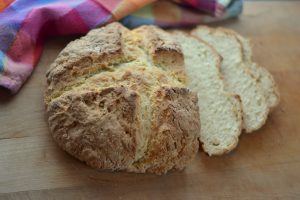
top-left (45, 22), bottom-right (200, 174)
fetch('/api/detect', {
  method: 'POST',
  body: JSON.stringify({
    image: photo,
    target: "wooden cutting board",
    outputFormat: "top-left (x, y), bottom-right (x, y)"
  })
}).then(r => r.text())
top-left (1, 1), bottom-right (300, 199)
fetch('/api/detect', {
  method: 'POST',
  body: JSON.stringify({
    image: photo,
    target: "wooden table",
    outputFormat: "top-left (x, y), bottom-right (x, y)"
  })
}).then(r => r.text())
top-left (1, 1), bottom-right (300, 199)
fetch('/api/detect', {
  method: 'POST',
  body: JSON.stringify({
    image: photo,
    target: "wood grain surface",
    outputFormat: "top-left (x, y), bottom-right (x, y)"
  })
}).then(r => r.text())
top-left (0, 1), bottom-right (300, 199)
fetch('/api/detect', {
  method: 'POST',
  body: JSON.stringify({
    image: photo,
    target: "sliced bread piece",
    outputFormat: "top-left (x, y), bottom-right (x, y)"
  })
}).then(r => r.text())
top-left (234, 33), bottom-right (280, 110)
top-left (173, 31), bottom-right (243, 155)
top-left (191, 26), bottom-right (270, 133)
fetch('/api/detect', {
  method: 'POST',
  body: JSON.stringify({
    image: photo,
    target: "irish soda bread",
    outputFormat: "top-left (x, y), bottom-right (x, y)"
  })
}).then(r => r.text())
top-left (192, 26), bottom-right (270, 133)
top-left (45, 23), bottom-right (200, 174)
top-left (173, 31), bottom-right (243, 155)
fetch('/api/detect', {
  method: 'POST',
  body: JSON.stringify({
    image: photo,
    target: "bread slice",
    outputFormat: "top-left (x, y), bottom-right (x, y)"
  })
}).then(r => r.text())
top-left (173, 31), bottom-right (243, 155)
top-left (233, 33), bottom-right (280, 110)
top-left (191, 26), bottom-right (270, 133)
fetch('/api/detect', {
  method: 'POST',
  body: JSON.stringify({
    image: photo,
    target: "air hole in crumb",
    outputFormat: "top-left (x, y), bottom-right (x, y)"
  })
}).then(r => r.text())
top-left (212, 142), bottom-right (219, 146)
top-left (99, 101), bottom-right (105, 108)
top-left (83, 99), bottom-right (91, 105)
top-left (125, 130), bottom-right (130, 135)
top-left (210, 140), bottom-right (220, 146)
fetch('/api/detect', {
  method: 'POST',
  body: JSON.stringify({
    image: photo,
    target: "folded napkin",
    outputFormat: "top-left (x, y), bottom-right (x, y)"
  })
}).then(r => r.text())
top-left (0, 0), bottom-right (242, 94)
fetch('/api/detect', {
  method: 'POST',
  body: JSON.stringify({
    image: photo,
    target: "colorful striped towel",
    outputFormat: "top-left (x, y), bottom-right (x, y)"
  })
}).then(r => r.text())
top-left (0, 0), bottom-right (242, 94)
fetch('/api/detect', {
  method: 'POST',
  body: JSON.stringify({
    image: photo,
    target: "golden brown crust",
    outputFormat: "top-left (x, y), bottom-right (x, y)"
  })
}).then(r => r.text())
top-left (131, 87), bottom-right (200, 174)
top-left (45, 23), bottom-right (200, 174)
top-left (47, 87), bottom-right (139, 170)
top-left (132, 25), bottom-right (186, 83)
top-left (45, 23), bottom-right (129, 101)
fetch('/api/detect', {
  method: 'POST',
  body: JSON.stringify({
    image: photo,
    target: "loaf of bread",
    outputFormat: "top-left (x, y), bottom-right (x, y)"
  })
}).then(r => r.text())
top-left (191, 26), bottom-right (270, 133)
top-left (45, 23), bottom-right (200, 174)
top-left (173, 31), bottom-right (243, 155)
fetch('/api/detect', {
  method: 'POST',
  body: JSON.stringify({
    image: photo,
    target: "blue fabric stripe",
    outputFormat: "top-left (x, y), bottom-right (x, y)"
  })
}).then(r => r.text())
top-left (121, 15), bottom-right (155, 29)
top-left (226, 0), bottom-right (243, 18)
top-left (0, 51), bottom-right (4, 72)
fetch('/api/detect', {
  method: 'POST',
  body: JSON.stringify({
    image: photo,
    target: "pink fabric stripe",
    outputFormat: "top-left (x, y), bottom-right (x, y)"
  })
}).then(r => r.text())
top-left (0, 57), bottom-right (32, 93)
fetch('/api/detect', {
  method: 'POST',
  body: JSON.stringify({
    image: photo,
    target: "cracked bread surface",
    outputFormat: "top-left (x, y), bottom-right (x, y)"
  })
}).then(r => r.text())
top-left (45, 22), bottom-right (200, 174)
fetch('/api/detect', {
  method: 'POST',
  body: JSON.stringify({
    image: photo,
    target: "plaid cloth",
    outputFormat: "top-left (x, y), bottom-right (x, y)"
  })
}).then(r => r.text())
top-left (0, 0), bottom-right (242, 94)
